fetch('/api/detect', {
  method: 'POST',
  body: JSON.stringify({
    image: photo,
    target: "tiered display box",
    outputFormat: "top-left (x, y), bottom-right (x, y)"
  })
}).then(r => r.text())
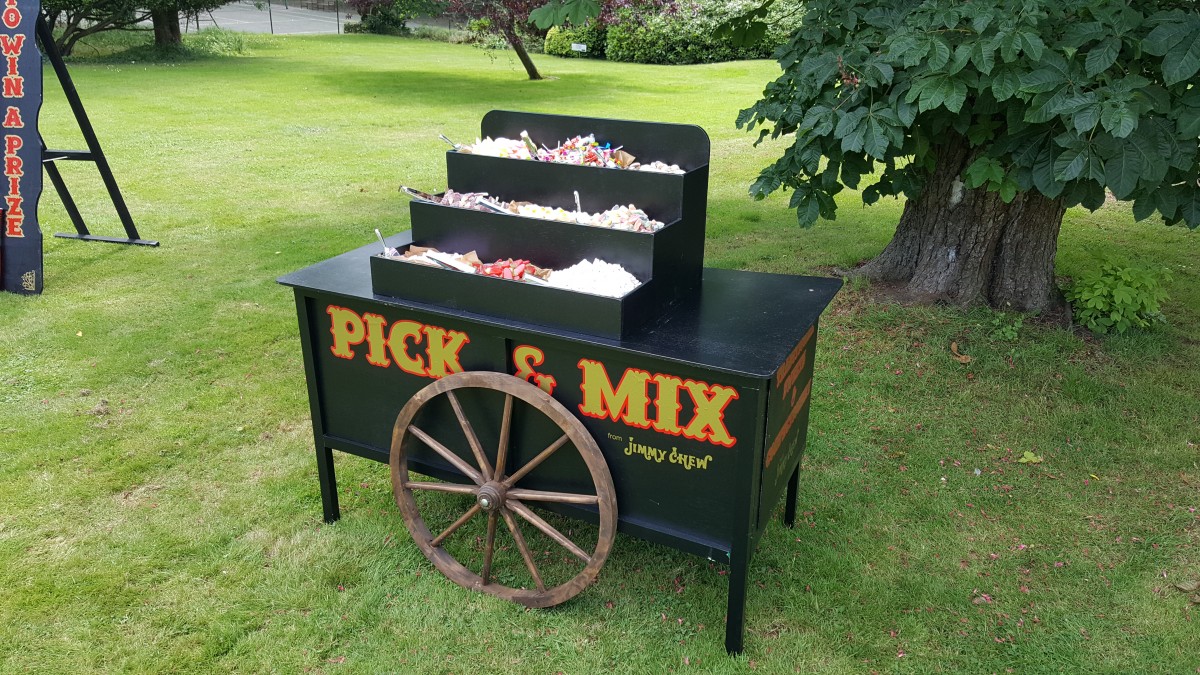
top-left (369, 110), bottom-right (710, 339)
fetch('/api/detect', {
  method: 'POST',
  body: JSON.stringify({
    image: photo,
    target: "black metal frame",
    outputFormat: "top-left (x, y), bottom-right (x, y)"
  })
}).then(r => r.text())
top-left (34, 13), bottom-right (157, 247)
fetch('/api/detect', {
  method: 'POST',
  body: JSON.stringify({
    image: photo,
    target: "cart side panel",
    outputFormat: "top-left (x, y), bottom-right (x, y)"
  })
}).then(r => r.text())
top-left (757, 321), bottom-right (820, 525)
top-left (513, 336), bottom-right (763, 555)
top-left (304, 293), bottom-right (509, 454)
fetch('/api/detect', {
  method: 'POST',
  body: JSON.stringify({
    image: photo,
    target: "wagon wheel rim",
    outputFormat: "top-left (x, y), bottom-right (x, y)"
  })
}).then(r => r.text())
top-left (390, 371), bottom-right (617, 608)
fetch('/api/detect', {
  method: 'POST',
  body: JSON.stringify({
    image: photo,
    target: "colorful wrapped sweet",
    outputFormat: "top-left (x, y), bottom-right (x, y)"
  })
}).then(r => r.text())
top-left (384, 244), bottom-right (640, 298)
top-left (455, 131), bottom-right (685, 174)
top-left (404, 187), bottom-right (666, 233)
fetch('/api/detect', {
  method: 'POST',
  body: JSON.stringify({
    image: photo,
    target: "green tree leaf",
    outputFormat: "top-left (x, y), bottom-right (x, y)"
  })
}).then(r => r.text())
top-left (991, 69), bottom-right (1021, 101)
top-left (1162, 29), bottom-right (1200, 86)
top-left (1053, 146), bottom-right (1087, 182)
top-left (1020, 67), bottom-right (1068, 94)
top-left (944, 79), bottom-right (968, 113)
top-left (1085, 38), bottom-right (1120, 77)
top-left (1020, 31), bottom-right (1045, 61)
top-left (1104, 141), bottom-right (1142, 200)
top-left (927, 36), bottom-right (951, 70)
top-left (863, 117), bottom-right (890, 159)
top-left (998, 175), bottom-right (1019, 203)
top-left (1144, 18), bottom-right (1192, 56)
top-left (972, 39), bottom-right (996, 75)
top-left (1100, 103), bottom-right (1138, 138)
top-left (1180, 191), bottom-right (1200, 228)
top-left (1032, 146), bottom-right (1064, 198)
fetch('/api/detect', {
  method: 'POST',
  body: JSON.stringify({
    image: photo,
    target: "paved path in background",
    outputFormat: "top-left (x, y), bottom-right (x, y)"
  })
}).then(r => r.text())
top-left (201, 1), bottom-right (355, 35)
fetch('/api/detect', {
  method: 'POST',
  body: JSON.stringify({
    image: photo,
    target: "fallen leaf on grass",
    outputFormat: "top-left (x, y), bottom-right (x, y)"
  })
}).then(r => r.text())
top-left (1017, 451), bottom-right (1043, 464)
top-left (1175, 579), bottom-right (1200, 593)
top-left (950, 341), bottom-right (972, 364)
top-left (87, 400), bottom-right (111, 417)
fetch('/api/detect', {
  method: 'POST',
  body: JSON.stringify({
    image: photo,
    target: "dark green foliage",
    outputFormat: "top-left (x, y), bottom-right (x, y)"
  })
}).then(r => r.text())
top-left (530, 0), bottom-right (602, 28)
top-left (736, 0), bottom-right (1200, 228)
top-left (605, 13), bottom-right (758, 64)
top-left (1066, 261), bottom-right (1171, 334)
top-left (544, 21), bottom-right (607, 58)
top-left (43, 0), bottom-right (227, 55)
top-left (344, 0), bottom-right (445, 35)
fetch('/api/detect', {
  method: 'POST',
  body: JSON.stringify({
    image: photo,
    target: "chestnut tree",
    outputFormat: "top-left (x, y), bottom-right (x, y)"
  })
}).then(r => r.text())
top-left (735, 0), bottom-right (1199, 313)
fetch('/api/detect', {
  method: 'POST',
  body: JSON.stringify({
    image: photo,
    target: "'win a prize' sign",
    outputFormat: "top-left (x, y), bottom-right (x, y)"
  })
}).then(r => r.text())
top-left (0, 0), bottom-right (41, 294)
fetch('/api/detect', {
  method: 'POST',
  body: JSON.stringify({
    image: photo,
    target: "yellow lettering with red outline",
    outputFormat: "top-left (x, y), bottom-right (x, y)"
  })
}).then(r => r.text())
top-left (423, 325), bottom-right (470, 378)
top-left (513, 345), bottom-right (556, 394)
top-left (361, 313), bottom-right (391, 367)
top-left (650, 373), bottom-right (683, 435)
top-left (680, 379), bottom-right (739, 447)
top-left (327, 306), bottom-right (365, 359)
top-left (325, 305), bottom-right (469, 380)
top-left (579, 359), bottom-right (739, 447)
top-left (387, 320), bottom-right (426, 376)
top-left (577, 358), bottom-right (652, 428)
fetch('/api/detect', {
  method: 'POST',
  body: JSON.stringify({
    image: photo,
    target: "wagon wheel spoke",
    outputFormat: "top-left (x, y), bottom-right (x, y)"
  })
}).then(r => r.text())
top-left (493, 394), bottom-right (513, 482)
top-left (500, 507), bottom-right (545, 592)
top-left (446, 390), bottom-right (494, 479)
top-left (430, 504), bottom-right (482, 548)
top-left (391, 371), bottom-right (616, 608)
top-left (480, 511), bottom-right (499, 585)
top-left (505, 488), bottom-right (599, 506)
top-left (502, 433), bottom-right (569, 488)
top-left (506, 499), bottom-right (591, 564)
top-left (408, 424), bottom-right (485, 485)
top-left (404, 482), bottom-right (477, 495)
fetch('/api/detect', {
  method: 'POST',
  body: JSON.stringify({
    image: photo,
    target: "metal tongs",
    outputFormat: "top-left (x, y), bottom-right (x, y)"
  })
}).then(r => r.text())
top-left (425, 251), bottom-right (476, 273)
top-left (401, 186), bottom-right (439, 203)
top-left (374, 229), bottom-right (399, 258)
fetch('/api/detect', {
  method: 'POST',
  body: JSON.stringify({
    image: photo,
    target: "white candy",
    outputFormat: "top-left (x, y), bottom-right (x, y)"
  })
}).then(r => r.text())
top-left (463, 137), bottom-right (533, 160)
top-left (547, 259), bottom-right (641, 298)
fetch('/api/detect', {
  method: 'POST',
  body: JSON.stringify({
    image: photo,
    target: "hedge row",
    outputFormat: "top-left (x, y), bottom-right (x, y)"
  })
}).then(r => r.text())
top-left (545, 1), bottom-right (802, 65)
top-left (544, 20), bottom-right (607, 59)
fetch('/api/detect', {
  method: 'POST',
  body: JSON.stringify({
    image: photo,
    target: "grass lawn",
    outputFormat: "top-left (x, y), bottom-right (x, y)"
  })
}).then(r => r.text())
top-left (1, 32), bottom-right (1198, 673)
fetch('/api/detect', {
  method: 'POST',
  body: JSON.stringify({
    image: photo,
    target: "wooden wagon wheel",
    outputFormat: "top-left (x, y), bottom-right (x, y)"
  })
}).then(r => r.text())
top-left (390, 371), bottom-right (617, 608)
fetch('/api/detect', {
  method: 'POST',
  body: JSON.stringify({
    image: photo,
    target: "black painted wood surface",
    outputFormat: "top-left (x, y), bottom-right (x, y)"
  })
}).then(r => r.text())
top-left (280, 233), bottom-right (842, 379)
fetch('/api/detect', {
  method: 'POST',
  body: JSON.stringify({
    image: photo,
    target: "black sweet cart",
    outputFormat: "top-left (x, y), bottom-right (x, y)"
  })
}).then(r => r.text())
top-left (279, 111), bottom-right (840, 653)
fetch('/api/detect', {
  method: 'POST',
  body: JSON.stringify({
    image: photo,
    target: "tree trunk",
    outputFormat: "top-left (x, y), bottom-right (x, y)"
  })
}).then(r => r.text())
top-left (151, 6), bottom-right (183, 49)
top-left (494, 8), bottom-right (541, 81)
top-left (503, 28), bottom-right (542, 80)
top-left (857, 132), bottom-right (1067, 315)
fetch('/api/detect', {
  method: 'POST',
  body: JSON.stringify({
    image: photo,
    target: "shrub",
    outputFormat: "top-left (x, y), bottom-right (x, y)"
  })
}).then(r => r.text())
top-left (544, 21), bottom-right (606, 58)
top-left (185, 28), bottom-right (248, 57)
top-left (605, 0), bottom-right (801, 65)
top-left (1066, 262), bottom-right (1171, 335)
top-left (344, 0), bottom-right (445, 35)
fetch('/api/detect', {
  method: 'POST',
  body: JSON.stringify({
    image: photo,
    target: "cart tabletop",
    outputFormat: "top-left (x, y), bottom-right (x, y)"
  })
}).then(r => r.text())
top-left (278, 232), bottom-right (842, 380)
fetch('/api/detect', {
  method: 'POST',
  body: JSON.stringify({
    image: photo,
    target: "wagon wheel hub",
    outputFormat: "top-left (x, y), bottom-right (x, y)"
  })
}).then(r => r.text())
top-left (477, 482), bottom-right (506, 512)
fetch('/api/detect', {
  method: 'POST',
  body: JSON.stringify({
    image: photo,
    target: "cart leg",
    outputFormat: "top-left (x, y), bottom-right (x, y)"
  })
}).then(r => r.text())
top-left (725, 551), bottom-right (750, 654)
top-left (784, 463), bottom-right (800, 527)
top-left (316, 444), bottom-right (340, 523)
